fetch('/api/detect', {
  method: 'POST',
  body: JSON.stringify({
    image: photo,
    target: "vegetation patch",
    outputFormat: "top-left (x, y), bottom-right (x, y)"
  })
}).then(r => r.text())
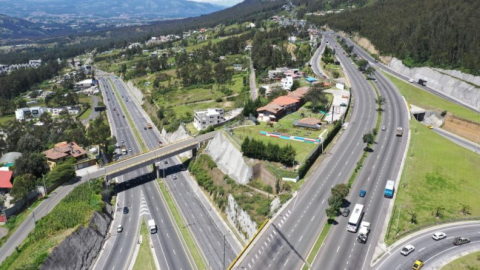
top-left (0, 179), bottom-right (105, 270)
top-left (384, 72), bottom-right (480, 124)
top-left (132, 219), bottom-right (156, 270)
top-left (442, 251), bottom-right (480, 270)
top-left (385, 120), bottom-right (480, 244)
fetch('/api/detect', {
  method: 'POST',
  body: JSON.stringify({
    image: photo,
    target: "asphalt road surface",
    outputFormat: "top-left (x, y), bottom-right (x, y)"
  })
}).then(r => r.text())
top-left (237, 32), bottom-right (379, 270)
top-left (94, 76), bottom-right (195, 270)
top-left (374, 223), bottom-right (480, 270)
top-left (105, 74), bottom-right (241, 270)
top-left (337, 34), bottom-right (480, 114)
top-left (311, 34), bottom-right (409, 270)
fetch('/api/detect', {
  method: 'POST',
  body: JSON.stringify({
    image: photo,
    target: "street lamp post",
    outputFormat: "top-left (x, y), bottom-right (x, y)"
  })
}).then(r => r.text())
top-left (42, 174), bottom-right (47, 196)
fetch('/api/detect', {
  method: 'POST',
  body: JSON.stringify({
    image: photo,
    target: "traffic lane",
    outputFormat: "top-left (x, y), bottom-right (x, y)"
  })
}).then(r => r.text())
top-left (374, 224), bottom-right (480, 270)
top-left (164, 165), bottom-right (237, 269)
top-left (143, 179), bottom-right (195, 270)
top-left (310, 37), bottom-right (403, 270)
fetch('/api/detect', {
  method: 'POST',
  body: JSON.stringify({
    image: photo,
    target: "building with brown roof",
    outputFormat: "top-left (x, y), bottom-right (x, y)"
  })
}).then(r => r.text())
top-left (257, 87), bottom-right (309, 122)
top-left (43, 142), bottom-right (87, 165)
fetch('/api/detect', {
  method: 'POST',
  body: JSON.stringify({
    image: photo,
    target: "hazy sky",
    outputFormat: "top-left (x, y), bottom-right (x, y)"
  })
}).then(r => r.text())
top-left (190, 0), bottom-right (243, 7)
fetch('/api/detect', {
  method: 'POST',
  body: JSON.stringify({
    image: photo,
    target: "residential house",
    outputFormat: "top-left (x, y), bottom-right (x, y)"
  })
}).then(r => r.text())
top-left (233, 64), bottom-right (243, 71)
top-left (288, 36), bottom-right (297, 43)
top-left (74, 79), bottom-right (94, 91)
top-left (15, 107), bottom-right (47, 120)
top-left (257, 87), bottom-right (309, 122)
top-left (194, 108), bottom-right (225, 131)
top-left (43, 141), bottom-right (87, 166)
top-left (281, 76), bottom-right (293, 90)
top-left (0, 171), bottom-right (13, 191)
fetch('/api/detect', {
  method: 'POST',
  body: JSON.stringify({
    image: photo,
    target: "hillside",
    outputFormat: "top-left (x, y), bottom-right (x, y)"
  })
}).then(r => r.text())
top-left (0, 14), bottom-right (52, 40)
top-left (0, 0), bottom-right (222, 19)
top-left (309, 0), bottom-right (480, 75)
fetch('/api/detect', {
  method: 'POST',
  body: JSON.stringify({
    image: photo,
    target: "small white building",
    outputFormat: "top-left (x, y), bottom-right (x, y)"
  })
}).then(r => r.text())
top-left (288, 36), bottom-right (297, 43)
top-left (15, 107), bottom-right (47, 120)
top-left (194, 108), bottom-right (225, 131)
top-left (281, 76), bottom-right (293, 90)
top-left (74, 79), bottom-right (94, 91)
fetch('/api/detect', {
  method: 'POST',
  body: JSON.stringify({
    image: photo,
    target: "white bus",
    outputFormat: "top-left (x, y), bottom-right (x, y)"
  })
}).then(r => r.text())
top-left (347, 204), bottom-right (364, 232)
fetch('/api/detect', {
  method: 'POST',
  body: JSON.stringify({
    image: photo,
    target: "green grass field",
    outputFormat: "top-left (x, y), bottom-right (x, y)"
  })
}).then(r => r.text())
top-left (0, 114), bottom-right (15, 125)
top-left (132, 220), bottom-right (156, 270)
top-left (442, 251), bottom-right (480, 270)
top-left (385, 120), bottom-right (480, 244)
top-left (384, 72), bottom-right (480, 124)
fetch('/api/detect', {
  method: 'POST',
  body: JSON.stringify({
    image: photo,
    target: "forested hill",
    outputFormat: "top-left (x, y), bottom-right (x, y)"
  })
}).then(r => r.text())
top-left (309, 0), bottom-right (480, 75)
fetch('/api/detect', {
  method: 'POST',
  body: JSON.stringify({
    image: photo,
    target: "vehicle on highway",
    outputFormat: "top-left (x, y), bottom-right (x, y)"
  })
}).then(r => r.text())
top-left (128, 148), bottom-right (132, 152)
top-left (117, 225), bottom-right (123, 233)
top-left (427, 125), bottom-right (433, 129)
top-left (342, 208), bottom-right (350, 217)
top-left (172, 174), bottom-right (178, 180)
top-left (412, 260), bottom-right (424, 270)
top-left (121, 140), bottom-right (124, 143)
top-left (123, 207), bottom-right (129, 214)
top-left (125, 181), bottom-right (131, 187)
top-left (158, 141), bottom-right (162, 145)
top-left (148, 219), bottom-right (157, 234)
top-left (408, 78), bottom-right (415, 83)
top-left (359, 190), bottom-right (366, 197)
top-left (121, 146), bottom-right (127, 155)
top-left (401, 245), bottom-right (415, 256)
top-left (357, 221), bottom-right (370, 243)
top-left (347, 204), bottom-right (364, 232)
top-left (396, 127), bottom-right (403, 137)
top-left (384, 180), bottom-right (395, 198)
top-left (453, 237), bottom-right (470, 246)
top-left (382, 126), bottom-right (386, 131)
top-left (164, 161), bottom-right (168, 165)
top-left (432, 232), bottom-right (447, 240)
top-left (123, 115), bottom-right (125, 118)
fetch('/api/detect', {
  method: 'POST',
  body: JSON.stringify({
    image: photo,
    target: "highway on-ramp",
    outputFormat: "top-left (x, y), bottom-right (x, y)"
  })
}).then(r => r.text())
top-left (311, 34), bottom-right (410, 270)
top-left (373, 222), bottom-right (480, 270)
top-left (236, 33), bottom-right (378, 270)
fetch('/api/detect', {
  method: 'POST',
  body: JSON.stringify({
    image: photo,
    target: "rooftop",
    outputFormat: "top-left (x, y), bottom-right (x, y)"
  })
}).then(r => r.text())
top-left (0, 171), bottom-right (13, 189)
top-left (272, 96), bottom-right (300, 106)
top-left (43, 141), bottom-right (86, 161)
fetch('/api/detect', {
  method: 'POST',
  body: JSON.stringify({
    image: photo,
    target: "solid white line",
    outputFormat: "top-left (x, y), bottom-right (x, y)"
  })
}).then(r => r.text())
top-left (284, 258), bottom-right (290, 267)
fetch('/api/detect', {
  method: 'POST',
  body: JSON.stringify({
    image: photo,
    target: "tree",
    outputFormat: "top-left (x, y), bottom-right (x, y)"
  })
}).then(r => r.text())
top-left (433, 205), bottom-right (445, 218)
top-left (358, 59), bottom-right (368, 71)
top-left (14, 153), bottom-right (48, 178)
top-left (460, 203), bottom-right (471, 215)
top-left (331, 184), bottom-right (349, 199)
top-left (365, 67), bottom-right (376, 77)
top-left (408, 210), bottom-right (417, 224)
top-left (363, 133), bottom-right (375, 145)
top-left (87, 115), bottom-right (110, 148)
top-left (16, 133), bottom-right (42, 154)
top-left (305, 85), bottom-right (328, 112)
top-left (10, 174), bottom-right (37, 203)
top-left (326, 206), bottom-right (337, 220)
top-left (290, 80), bottom-right (301, 91)
top-left (259, 87), bottom-right (266, 96)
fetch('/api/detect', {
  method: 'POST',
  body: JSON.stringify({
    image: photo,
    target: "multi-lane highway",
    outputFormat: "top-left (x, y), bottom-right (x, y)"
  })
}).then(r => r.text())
top-left (338, 34), bottom-right (480, 114)
top-left (94, 75), bottom-right (196, 270)
top-left (103, 74), bottom-right (241, 270)
top-left (311, 34), bottom-right (409, 270)
top-left (237, 32), bottom-right (379, 270)
top-left (374, 222), bottom-right (480, 270)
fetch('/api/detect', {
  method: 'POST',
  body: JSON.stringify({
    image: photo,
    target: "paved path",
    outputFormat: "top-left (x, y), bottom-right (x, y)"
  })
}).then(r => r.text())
top-left (249, 54), bottom-right (258, 100)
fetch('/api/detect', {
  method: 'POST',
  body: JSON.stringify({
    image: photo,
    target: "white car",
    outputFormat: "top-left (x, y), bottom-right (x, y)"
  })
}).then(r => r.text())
top-left (432, 232), bottom-right (447, 241)
top-left (408, 78), bottom-right (415, 83)
top-left (400, 245), bottom-right (415, 256)
top-left (172, 174), bottom-right (177, 180)
top-left (117, 225), bottom-right (123, 233)
top-left (382, 126), bottom-right (386, 131)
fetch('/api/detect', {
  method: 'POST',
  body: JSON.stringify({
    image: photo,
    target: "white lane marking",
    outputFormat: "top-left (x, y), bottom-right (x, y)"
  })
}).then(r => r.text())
top-left (337, 246), bottom-right (340, 253)
top-left (173, 249), bottom-right (176, 255)
top-left (284, 259), bottom-right (290, 267)
top-left (419, 247), bottom-right (426, 252)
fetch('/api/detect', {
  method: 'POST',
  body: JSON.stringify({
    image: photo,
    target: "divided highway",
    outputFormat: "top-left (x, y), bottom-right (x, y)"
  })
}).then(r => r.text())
top-left (94, 76), bottom-right (195, 270)
top-left (311, 34), bottom-right (409, 270)
top-left (237, 33), bottom-right (378, 270)
top-left (104, 74), bottom-right (241, 270)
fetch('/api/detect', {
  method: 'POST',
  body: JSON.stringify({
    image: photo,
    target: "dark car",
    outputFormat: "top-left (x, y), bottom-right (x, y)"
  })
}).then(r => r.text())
top-left (359, 190), bottom-right (367, 197)
top-left (123, 207), bottom-right (129, 214)
top-left (453, 237), bottom-right (470, 246)
top-left (342, 208), bottom-right (350, 217)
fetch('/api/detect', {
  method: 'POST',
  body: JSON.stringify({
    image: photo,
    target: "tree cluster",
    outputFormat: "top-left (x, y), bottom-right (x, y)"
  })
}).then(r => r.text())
top-left (310, 0), bottom-right (480, 75)
top-left (325, 183), bottom-right (350, 220)
top-left (241, 137), bottom-right (296, 166)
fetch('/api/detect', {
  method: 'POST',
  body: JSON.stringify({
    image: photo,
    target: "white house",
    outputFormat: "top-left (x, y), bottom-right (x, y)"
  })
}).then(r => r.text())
top-left (288, 36), bottom-right (297, 43)
top-left (281, 76), bottom-right (293, 90)
top-left (74, 79), bottom-right (94, 91)
top-left (15, 107), bottom-right (47, 120)
top-left (246, 22), bottom-right (256, 28)
top-left (194, 108), bottom-right (225, 131)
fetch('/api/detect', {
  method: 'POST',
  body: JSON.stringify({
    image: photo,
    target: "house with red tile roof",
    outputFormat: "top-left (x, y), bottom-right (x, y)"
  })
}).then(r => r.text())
top-left (257, 87), bottom-right (309, 122)
top-left (43, 141), bottom-right (87, 166)
top-left (0, 171), bottom-right (13, 190)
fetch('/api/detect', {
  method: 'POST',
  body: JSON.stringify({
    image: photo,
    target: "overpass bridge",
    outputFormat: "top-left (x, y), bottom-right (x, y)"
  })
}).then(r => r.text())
top-left (85, 132), bottom-right (217, 180)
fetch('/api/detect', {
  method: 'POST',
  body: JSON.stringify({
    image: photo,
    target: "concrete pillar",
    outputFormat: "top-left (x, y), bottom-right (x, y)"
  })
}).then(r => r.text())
top-left (154, 162), bottom-right (160, 179)
top-left (192, 147), bottom-right (198, 159)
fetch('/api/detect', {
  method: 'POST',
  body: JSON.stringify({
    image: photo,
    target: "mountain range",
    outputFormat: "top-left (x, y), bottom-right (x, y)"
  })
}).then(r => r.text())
top-left (0, 0), bottom-right (224, 19)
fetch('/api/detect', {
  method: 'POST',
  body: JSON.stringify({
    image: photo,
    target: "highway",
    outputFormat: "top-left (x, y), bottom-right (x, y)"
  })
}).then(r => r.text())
top-left (311, 34), bottom-right (409, 270)
top-left (94, 76), bottom-right (196, 270)
top-left (337, 34), bottom-right (480, 114)
top-left (310, 36), bottom-right (327, 78)
top-left (236, 32), bottom-right (378, 270)
top-left (105, 74), bottom-right (241, 270)
top-left (374, 222), bottom-right (480, 270)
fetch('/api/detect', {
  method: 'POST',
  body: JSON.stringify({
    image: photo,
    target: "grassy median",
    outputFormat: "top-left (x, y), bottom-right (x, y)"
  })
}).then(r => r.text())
top-left (385, 120), bottom-right (480, 244)
top-left (383, 72), bottom-right (480, 124)
top-left (442, 251), bottom-right (480, 270)
top-left (302, 221), bottom-right (333, 270)
top-left (133, 220), bottom-right (156, 270)
top-left (157, 180), bottom-right (206, 269)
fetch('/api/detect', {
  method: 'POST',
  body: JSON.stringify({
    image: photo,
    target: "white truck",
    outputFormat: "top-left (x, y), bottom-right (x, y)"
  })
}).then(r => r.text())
top-left (148, 219), bottom-right (157, 234)
top-left (357, 221), bottom-right (370, 243)
top-left (396, 127), bottom-right (403, 137)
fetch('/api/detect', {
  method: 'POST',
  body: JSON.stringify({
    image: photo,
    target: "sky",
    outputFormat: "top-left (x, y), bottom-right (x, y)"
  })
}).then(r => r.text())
top-left (190, 0), bottom-right (243, 7)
